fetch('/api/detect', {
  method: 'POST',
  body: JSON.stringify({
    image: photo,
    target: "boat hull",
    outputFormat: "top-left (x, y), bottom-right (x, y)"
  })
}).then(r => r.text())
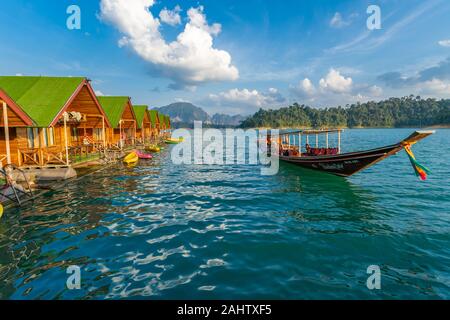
top-left (279, 144), bottom-right (403, 177)
top-left (165, 138), bottom-right (184, 144)
top-left (145, 145), bottom-right (161, 153)
top-left (123, 152), bottom-right (139, 164)
top-left (277, 130), bottom-right (434, 177)
top-left (135, 150), bottom-right (153, 159)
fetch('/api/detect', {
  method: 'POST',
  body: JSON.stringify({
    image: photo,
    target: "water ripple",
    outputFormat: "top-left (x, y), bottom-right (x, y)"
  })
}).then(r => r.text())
top-left (0, 129), bottom-right (449, 299)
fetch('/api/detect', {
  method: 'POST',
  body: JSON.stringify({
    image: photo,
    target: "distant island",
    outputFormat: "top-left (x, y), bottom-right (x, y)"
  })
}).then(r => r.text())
top-left (240, 96), bottom-right (450, 129)
top-left (154, 102), bottom-right (246, 128)
top-left (154, 96), bottom-right (449, 129)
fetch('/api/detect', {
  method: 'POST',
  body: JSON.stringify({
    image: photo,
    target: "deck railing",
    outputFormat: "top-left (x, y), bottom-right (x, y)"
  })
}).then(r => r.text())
top-left (17, 142), bottom-right (106, 167)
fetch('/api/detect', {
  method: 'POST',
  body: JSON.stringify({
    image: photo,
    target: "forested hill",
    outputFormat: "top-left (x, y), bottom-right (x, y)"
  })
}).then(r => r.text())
top-left (240, 96), bottom-right (450, 129)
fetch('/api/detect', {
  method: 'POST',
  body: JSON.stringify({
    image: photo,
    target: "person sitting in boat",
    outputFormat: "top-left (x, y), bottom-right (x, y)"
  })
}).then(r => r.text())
top-left (305, 143), bottom-right (311, 155)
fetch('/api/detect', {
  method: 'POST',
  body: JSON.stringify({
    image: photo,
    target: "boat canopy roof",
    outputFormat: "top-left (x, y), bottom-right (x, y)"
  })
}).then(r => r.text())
top-left (279, 129), bottom-right (343, 136)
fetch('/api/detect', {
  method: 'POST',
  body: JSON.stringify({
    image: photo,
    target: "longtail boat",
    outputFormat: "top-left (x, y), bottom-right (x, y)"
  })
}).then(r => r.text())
top-left (272, 129), bottom-right (434, 179)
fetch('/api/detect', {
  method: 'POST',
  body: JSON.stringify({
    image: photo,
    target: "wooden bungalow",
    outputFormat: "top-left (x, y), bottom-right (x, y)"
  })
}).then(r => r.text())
top-left (0, 76), bottom-right (111, 167)
top-left (158, 113), bottom-right (171, 138)
top-left (148, 110), bottom-right (160, 142)
top-left (133, 105), bottom-right (151, 144)
top-left (97, 96), bottom-right (137, 149)
top-left (158, 113), bottom-right (166, 137)
top-left (165, 115), bottom-right (171, 130)
top-left (0, 89), bottom-right (34, 167)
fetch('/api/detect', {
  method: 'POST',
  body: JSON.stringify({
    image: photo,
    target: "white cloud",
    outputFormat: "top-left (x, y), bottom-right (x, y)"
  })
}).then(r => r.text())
top-left (100, 0), bottom-right (238, 88)
top-left (292, 78), bottom-right (316, 97)
top-left (319, 69), bottom-right (353, 93)
top-left (369, 85), bottom-right (383, 97)
top-left (329, 12), bottom-right (350, 28)
top-left (208, 88), bottom-right (285, 111)
top-left (159, 5), bottom-right (182, 26)
top-left (175, 97), bottom-right (191, 103)
top-left (417, 78), bottom-right (450, 95)
top-left (438, 39), bottom-right (450, 47)
top-left (95, 90), bottom-right (105, 96)
top-left (328, 1), bottom-right (439, 53)
top-left (290, 69), bottom-right (385, 107)
top-left (378, 57), bottom-right (450, 98)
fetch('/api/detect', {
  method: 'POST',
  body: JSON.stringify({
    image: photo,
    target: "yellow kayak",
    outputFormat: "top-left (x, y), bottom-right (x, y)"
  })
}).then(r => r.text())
top-left (123, 151), bottom-right (139, 164)
top-left (146, 145), bottom-right (161, 153)
top-left (165, 137), bottom-right (184, 144)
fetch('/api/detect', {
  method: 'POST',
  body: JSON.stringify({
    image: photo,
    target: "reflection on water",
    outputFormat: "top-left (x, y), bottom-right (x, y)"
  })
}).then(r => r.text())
top-left (279, 163), bottom-right (376, 216)
top-left (0, 129), bottom-right (449, 299)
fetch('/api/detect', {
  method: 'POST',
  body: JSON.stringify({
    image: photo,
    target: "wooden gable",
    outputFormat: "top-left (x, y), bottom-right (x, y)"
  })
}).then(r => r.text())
top-left (53, 81), bottom-right (111, 129)
top-left (121, 100), bottom-right (137, 129)
top-left (0, 90), bottom-right (33, 127)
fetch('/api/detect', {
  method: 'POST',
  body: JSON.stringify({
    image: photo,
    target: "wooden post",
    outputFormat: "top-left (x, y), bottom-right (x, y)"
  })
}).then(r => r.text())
top-left (39, 128), bottom-right (44, 166)
top-left (326, 132), bottom-right (329, 149)
top-left (102, 116), bottom-right (106, 149)
top-left (299, 133), bottom-right (302, 156)
top-left (2, 101), bottom-right (11, 165)
top-left (315, 134), bottom-right (319, 148)
top-left (63, 113), bottom-right (69, 166)
top-left (306, 135), bottom-right (309, 145)
top-left (338, 130), bottom-right (341, 154)
top-left (119, 120), bottom-right (123, 149)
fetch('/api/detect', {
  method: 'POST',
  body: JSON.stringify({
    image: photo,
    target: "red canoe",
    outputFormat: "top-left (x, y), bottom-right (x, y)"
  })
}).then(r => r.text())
top-left (135, 150), bottom-right (153, 160)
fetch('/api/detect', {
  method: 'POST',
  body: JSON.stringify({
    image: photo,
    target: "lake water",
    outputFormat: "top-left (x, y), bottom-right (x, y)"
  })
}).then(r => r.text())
top-left (0, 128), bottom-right (449, 299)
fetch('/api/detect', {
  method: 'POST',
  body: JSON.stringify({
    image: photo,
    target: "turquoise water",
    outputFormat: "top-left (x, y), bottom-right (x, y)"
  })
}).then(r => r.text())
top-left (0, 129), bottom-right (449, 299)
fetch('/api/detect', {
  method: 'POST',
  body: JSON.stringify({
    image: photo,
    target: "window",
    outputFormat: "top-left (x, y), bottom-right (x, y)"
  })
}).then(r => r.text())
top-left (94, 128), bottom-right (102, 141)
top-left (48, 127), bottom-right (55, 146)
top-left (72, 127), bottom-right (79, 142)
top-left (26, 128), bottom-right (39, 148)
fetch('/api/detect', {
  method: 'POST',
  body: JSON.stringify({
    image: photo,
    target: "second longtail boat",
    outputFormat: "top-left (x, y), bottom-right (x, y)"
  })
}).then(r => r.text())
top-left (271, 130), bottom-right (434, 179)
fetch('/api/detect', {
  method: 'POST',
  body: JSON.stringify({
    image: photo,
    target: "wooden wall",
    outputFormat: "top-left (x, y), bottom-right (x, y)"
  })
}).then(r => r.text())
top-left (65, 86), bottom-right (105, 128)
top-left (0, 105), bottom-right (29, 166)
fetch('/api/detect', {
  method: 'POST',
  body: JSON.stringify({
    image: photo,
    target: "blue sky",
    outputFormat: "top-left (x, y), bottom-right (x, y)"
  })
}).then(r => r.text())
top-left (0, 0), bottom-right (449, 115)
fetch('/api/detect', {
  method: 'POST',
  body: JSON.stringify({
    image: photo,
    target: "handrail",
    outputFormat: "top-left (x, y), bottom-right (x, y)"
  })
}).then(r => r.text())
top-left (278, 129), bottom-right (343, 136)
top-left (0, 164), bottom-right (33, 206)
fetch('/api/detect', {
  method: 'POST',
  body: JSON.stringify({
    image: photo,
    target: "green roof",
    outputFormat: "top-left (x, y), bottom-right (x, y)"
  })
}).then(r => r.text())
top-left (133, 105), bottom-right (148, 129)
top-left (158, 113), bottom-right (166, 128)
top-left (0, 76), bottom-right (85, 127)
top-left (165, 115), bottom-right (171, 127)
top-left (148, 110), bottom-right (159, 128)
top-left (97, 96), bottom-right (130, 128)
top-left (159, 114), bottom-right (170, 127)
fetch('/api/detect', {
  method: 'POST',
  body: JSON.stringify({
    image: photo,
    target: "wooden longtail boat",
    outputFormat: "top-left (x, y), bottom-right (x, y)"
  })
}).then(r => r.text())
top-left (274, 130), bottom-right (434, 178)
